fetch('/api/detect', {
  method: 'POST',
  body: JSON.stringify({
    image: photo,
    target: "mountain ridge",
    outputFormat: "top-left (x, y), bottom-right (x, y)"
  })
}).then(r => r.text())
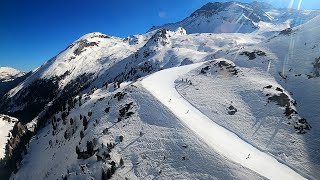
top-left (149, 1), bottom-right (320, 34)
top-left (0, 67), bottom-right (25, 82)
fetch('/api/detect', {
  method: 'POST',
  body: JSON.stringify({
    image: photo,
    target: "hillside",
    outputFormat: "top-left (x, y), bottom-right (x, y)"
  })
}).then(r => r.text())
top-left (0, 115), bottom-right (17, 159)
top-left (0, 1), bottom-right (319, 180)
top-left (150, 1), bottom-right (320, 34)
top-left (0, 67), bottom-right (25, 82)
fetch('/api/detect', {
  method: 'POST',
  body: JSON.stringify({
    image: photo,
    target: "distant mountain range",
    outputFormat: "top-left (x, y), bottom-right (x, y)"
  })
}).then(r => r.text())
top-left (0, 67), bottom-right (25, 82)
top-left (150, 1), bottom-right (320, 33)
top-left (0, 67), bottom-right (30, 100)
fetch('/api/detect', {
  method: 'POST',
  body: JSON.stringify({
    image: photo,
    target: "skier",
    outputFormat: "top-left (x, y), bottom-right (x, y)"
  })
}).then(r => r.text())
top-left (246, 154), bottom-right (250, 159)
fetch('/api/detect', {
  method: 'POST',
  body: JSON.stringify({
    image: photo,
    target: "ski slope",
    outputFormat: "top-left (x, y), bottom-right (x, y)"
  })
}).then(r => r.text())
top-left (141, 62), bottom-right (305, 180)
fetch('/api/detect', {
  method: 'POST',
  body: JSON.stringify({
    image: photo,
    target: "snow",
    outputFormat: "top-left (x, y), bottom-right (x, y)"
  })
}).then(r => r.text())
top-left (175, 58), bottom-right (319, 178)
top-left (150, 2), bottom-right (320, 35)
top-left (7, 32), bottom-right (136, 98)
top-left (0, 67), bottom-right (25, 82)
top-left (0, 115), bottom-right (17, 159)
top-left (3, 2), bottom-right (320, 179)
top-left (141, 62), bottom-right (305, 180)
top-left (11, 81), bottom-right (264, 180)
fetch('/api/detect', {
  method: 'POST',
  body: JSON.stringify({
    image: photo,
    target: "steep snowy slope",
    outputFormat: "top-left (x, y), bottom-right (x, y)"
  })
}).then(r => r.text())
top-left (267, 8), bottom-right (320, 27)
top-left (0, 73), bottom-right (31, 101)
top-left (142, 62), bottom-right (303, 180)
top-left (173, 15), bottom-right (320, 179)
top-left (1, 1), bottom-right (320, 180)
top-left (0, 32), bottom-right (137, 123)
top-left (0, 67), bottom-right (30, 109)
top-left (225, 14), bottom-right (320, 127)
top-left (0, 115), bottom-right (17, 159)
top-left (0, 28), bottom-right (264, 123)
top-left (150, 1), bottom-right (271, 34)
top-left (0, 27), bottom-right (267, 179)
top-left (177, 60), bottom-right (314, 178)
top-left (7, 32), bottom-right (135, 98)
top-left (150, 1), bottom-right (320, 34)
top-left (10, 82), bottom-right (264, 180)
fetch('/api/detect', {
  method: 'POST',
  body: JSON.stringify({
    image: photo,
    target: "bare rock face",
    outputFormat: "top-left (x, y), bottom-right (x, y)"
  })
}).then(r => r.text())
top-left (264, 85), bottom-right (311, 134)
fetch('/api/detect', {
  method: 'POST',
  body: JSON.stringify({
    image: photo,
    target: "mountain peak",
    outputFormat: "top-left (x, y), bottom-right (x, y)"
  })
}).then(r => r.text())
top-left (150, 1), bottom-right (273, 34)
top-left (191, 1), bottom-right (238, 16)
top-left (191, 1), bottom-right (271, 22)
top-left (76, 32), bottom-right (111, 42)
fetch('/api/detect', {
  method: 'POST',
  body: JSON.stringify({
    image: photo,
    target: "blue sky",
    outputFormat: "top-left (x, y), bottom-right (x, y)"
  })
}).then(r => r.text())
top-left (1, 0), bottom-right (319, 71)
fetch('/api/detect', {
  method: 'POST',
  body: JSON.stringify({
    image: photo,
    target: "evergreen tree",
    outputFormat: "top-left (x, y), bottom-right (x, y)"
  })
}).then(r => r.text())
top-left (86, 141), bottom-right (94, 152)
top-left (80, 130), bottom-right (84, 139)
top-left (79, 94), bottom-right (82, 106)
top-left (102, 168), bottom-right (107, 180)
top-left (119, 158), bottom-right (124, 167)
top-left (110, 161), bottom-right (116, 174)
top-left (106, 168), bottom-right (112, 179)
top-left (119, 135), bottom-right (124, 142)
top-left (76, 145), bottom-right (80, 154)
top-left (83, 116), bottom-right (88, 130)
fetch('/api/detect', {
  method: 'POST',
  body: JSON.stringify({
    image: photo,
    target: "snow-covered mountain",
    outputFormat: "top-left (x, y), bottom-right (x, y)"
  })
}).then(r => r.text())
top-left (0, 67), bottom-right (30, 100)
top-left (150, 1), bottom-right (271, 33)
top-left (1, 1), bottom-right (320, 180)
top-left (0, 67), bottom-right (25, 82)
top-left (150, 1), bottom-right (320, 34)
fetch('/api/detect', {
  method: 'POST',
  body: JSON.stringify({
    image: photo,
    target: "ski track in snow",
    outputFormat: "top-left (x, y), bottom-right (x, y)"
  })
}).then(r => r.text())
top-left (141, 62), bottom-right (305, 180)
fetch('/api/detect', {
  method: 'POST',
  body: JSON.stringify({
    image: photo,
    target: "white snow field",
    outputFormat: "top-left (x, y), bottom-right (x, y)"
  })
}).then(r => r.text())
top-left (11, 81), bottom-right (264, 180)
top-left (0, 115), bottom-right (17, 159)
top-left (141, 62), bottom-right (305, 180)
top-left (150, 2), bottom-right (320, 34)
top-left (3, 2), bottom-right (320, 179)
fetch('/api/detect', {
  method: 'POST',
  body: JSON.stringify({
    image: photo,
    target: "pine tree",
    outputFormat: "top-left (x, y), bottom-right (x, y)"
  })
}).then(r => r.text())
top-left (119, 158), bottom-right (124, 167)
top-left (119, 135), bottom-right (124, 142)
top-left (76, 145), bottom-right (80, 154)
top-left (80, 130), bottom-right (84, 139)
top-left (83, 116), bottom-right (88, 130)
top-left (102, 168), bottom-right (107, 180)
top-left (106, 168), bottom-right (112, 179)
top-left (79, 94), bottom-right (82, 106)
top-left (110, 161), bottom-right (116, 174)
top-left (86, 141), bottom-right (94, 153)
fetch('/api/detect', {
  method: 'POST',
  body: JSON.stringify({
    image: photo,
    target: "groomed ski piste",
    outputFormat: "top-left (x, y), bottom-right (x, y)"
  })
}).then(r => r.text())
top-left (141, 62), bottom-right (305, 180)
